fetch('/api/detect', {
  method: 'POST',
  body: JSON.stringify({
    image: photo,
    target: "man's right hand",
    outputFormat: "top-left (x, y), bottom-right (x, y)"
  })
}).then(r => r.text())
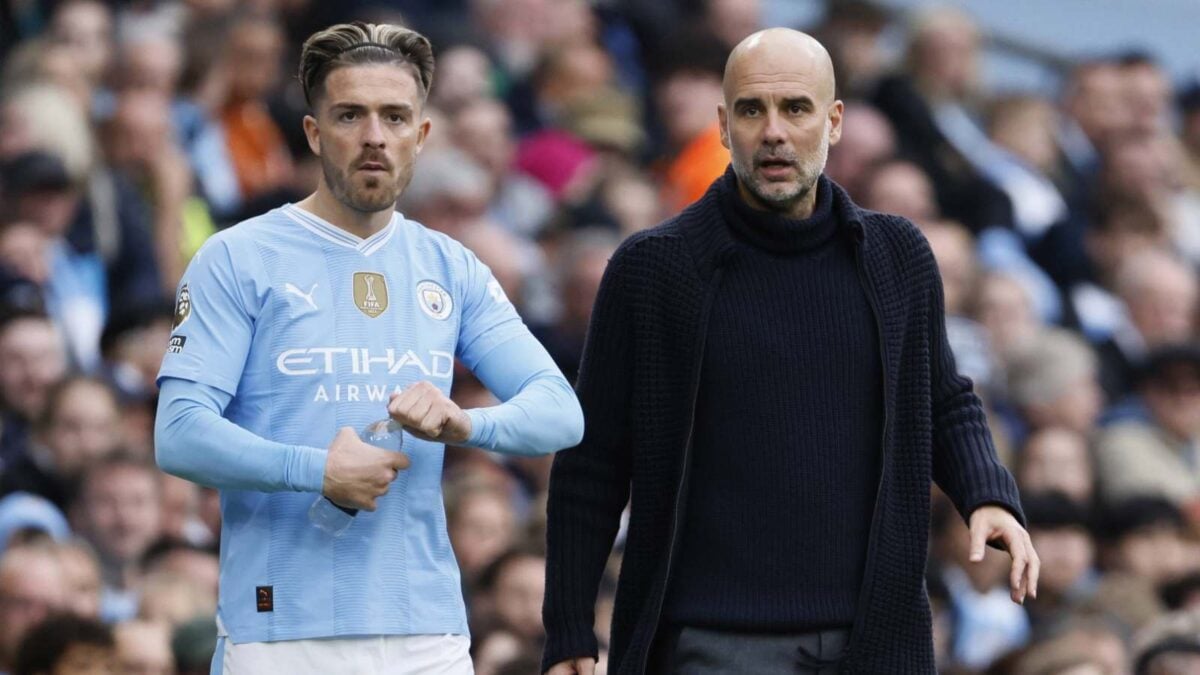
top-left (321, 427), bottom-right (410, 511)
top-left (545, 658), bottom-right (594, 675)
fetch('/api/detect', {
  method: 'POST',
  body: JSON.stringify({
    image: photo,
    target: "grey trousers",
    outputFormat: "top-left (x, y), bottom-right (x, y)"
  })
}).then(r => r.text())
top-left (648, 625), bottom-right (851, 674)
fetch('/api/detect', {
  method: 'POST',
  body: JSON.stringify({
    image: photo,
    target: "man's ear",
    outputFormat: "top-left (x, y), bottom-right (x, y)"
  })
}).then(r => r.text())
top-left (415, 116), bottom-right (432, 155)
top-left (717, 103), bottom-right (730, 150)
top-left (303, 114), bottom-right (321, 157)
top-left (828, 100), bottom-right (845, 146)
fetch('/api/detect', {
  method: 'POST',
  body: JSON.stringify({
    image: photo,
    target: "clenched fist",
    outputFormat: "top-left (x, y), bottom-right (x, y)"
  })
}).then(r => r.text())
top-left (387, 381), bottom-right (472, 444)
top-left (322, 427), bottom-right (411, 511)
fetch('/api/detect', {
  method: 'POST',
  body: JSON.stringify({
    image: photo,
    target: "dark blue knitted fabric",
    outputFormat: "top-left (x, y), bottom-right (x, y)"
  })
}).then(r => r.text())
top-left (663, 173), bottom-right (882, 632)
top-left (543, 171), bottom-right (1024, 675)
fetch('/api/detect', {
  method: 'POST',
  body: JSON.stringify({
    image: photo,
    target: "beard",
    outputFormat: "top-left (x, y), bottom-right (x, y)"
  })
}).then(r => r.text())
top-left (321, 153), bottom-right (413, 214)
top-left (732, 123), bottom-right (830, 214)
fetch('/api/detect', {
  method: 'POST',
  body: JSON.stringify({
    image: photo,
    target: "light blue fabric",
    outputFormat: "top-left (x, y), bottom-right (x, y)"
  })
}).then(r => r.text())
top-left (0, 492), bottom-right (70, 554)
top-left (45, 240), bottom-right (108, 372)
top-left (155, 205), bottom-right (581, 644)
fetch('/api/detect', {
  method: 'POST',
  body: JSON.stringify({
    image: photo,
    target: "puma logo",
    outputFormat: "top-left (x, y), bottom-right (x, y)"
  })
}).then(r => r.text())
top-left (284, 282), bottom-right (319, 311)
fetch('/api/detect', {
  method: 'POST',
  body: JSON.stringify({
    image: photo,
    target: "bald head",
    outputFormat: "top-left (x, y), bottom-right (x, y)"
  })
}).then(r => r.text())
top-left (718, 28), bottom-right (843, 218)
top-left (724, 28), bottom-right (837, 105)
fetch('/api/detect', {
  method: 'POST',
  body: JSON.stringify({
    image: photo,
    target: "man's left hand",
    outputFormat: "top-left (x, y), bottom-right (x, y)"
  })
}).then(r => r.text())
top-left (387, 382), bottom-right (472, 445)
top-left (968, 505), bottom-right (1040, 604)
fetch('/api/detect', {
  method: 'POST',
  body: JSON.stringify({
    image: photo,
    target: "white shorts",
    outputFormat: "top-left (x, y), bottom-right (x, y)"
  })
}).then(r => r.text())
top-left (212, 633), bottom-right (473, 675)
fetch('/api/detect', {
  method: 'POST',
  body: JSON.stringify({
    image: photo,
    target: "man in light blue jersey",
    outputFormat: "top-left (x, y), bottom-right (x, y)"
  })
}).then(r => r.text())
top-left (154, 22), bottom-right (583, 674)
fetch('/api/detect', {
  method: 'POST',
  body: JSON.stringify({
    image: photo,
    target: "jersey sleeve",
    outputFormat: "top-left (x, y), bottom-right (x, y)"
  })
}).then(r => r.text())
top-left (157, 236), bottom-right (258, 396)
top-left (455, 248), bottom-right (528, 369)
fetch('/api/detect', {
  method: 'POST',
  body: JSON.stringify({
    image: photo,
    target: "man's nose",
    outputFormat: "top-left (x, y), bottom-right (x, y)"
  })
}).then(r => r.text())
top-left (762, 110), bottom-right (787, 145)
top-left (362, 114), bottom-right (386, 148)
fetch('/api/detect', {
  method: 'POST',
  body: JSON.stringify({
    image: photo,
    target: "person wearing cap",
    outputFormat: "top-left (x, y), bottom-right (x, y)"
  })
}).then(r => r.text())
top-left (0, 492), bottom-right (70, 555)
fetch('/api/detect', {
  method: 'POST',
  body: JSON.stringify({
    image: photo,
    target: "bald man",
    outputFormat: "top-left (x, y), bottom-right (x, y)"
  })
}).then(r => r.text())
top-left (543, 29), bottom-right (1035, 674)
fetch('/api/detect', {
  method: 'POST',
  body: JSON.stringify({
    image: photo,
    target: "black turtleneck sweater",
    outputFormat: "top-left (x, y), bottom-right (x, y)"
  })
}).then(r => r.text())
top-left (663, 171), bottom-right (883, 632)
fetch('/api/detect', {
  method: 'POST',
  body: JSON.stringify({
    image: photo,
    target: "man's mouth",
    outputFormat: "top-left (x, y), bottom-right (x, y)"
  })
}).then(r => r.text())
top-left (758, 158), bottom-right (794, 169)
top-left (758, 158), bottom-right (796, 178)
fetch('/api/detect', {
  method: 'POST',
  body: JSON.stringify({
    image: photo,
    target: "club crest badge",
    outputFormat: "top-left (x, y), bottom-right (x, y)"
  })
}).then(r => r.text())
top-left (173, 283), bottom-right (191, 330)
top-left (353, 272), bottom-right (389, 318)
top-left (416, 280), bottom-right (452, 320)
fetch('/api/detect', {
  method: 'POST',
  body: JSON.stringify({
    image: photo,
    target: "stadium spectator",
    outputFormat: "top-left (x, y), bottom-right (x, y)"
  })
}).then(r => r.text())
top-left (0, 377), bottom-right (121, 511)
top-left (0, 310), bottom-right (69, 471)
top-left (859, 158), bottom-right (938, 223)
top-left (0, 493), bottom-right (70, 554)
top-left (1011, 616), bottom-right (1131, 675)
top-left (1099, 497), bottom-right (1195, 588)
top-left (823, 102), bottom-right (895, 199)
top-left (70, 455), bottom-right (162, 623)
top-left (1097, 250), bottom-right (1198, 401)
top-left (1133, 608), bottom-right (1200, 675)
top-left (113, 619), bottom-right (174, 675)
top-left (47, 0), bottom-right (114, 98)
top-left (140, 539), bottom-right (219, 602)
top-left (1016, 428), bottom-right (1095, 507)
top-left (12, 613), bottom-right (116, 675)
top-left (1005, 328), bottom-right (1104, 438)
top-left (477, 547), bottom-right (547, 645)
top-left (532, 228), bottom-right (619, 384)
top-left (448, 482), bottom-right (517, 587)
top-left (451, 98), bottom-right (554, 239)
top-left (1094, 345), bottom-right (1200, 509)
top-left (869, 7), bottom-right (1013, 232)
top-left (170, 616), bottom-right (216, 675)
top-left (155, 475), bottom-right (212, 547)
top-left (470, 624), bottom-right (526, 675)
top-left (1021, 493), bottom-right (1100, 628)
top-left (398, 146), bottom-right (492, 241)
top-left (971, 271), bottom-right (1043, 367)
top-left (215, 12), bottom-right (292, 205)
top-left (136, 569), bottom-right (215, 628)
top-left (0, 541), bottom-right (68, 673)
top-left (56, 539), bottom-right (104, 619)
top-left (99, 89), bottom-right (195, 291)
top-left (650, 31), bottom-right (728, 211)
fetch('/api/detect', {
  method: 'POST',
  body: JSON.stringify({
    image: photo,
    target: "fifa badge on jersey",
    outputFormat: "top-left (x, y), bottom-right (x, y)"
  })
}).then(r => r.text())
top-left (172, 283), bottom-right (191, 330)
top-left (353, 272), bottom-right (389, 318)
top-left (416, 280), bottom-right (452, 320)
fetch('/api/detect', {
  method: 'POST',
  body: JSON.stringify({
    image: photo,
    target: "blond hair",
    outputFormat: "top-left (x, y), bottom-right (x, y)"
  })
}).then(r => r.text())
top-left (298, 21), bottom-right (434, 107)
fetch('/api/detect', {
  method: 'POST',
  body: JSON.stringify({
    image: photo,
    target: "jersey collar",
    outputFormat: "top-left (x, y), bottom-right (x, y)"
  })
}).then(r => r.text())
top-left (282, 204), bottom-right (398, 256)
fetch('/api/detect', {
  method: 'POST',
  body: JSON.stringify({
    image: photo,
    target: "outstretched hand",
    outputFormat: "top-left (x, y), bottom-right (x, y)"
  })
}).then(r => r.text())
top-left (968, 505), bottom-right (1040, 604)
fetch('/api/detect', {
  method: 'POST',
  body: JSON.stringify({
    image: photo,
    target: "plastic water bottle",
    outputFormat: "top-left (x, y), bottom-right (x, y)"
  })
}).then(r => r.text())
top-left (308, 419), bottom-right (405, 536)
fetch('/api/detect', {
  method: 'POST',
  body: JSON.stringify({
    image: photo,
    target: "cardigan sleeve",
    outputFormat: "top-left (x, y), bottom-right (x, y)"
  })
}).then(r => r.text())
top-left (542, 242), bottom-right (637, 671)
top-left (921, 237), bottom-right (1026, 527)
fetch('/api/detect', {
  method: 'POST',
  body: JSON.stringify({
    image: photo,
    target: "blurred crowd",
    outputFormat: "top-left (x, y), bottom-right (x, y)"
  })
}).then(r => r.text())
top-left (0, 0), bottom-right (1199, 673)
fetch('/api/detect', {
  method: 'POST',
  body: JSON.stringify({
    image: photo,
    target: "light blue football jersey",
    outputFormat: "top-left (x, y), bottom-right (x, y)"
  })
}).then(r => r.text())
top-left (158, 204), bottom-right (525, 643)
